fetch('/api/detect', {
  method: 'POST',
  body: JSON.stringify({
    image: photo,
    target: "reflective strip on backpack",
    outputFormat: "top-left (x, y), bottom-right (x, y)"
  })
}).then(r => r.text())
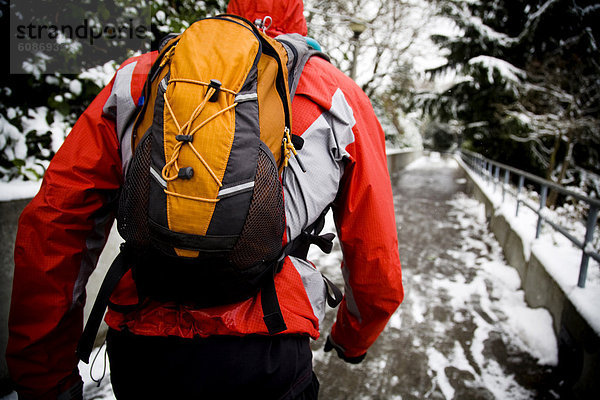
top-left (217, 180), bottom-right (255, 199)
top-left (150, 166), bottom-right (168, 188)
top-left (159, 76), bottom-right (168, 92)
top-left (235, 92), bottom-right (258, 103)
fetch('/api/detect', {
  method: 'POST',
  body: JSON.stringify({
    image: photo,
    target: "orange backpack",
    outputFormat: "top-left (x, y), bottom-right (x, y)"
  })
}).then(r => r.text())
top-left (78, 15), bottom-right (326, 362)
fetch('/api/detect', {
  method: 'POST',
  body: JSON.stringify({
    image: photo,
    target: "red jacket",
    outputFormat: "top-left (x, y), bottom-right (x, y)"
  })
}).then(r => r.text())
top-left (7, 1), bottom-right (403, 398)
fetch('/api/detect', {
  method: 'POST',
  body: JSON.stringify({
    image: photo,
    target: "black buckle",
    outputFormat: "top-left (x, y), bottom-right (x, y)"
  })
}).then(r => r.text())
top-left (309, 232), bottom-right (335, 254)
top-left (208, 79), bottom-right (222, 102)
top-left (176, 134), bottom-right (193, 143)
top-left (291, 134), bottom-right (304, 150)
top-left (178, 167), bottom-right (194, 179)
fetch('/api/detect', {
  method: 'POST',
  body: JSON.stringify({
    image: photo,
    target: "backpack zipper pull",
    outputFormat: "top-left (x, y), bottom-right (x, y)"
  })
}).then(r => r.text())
top-left (282, 127), bottom-right (306, 173)
top-left (159, 45), bottom-right (176, 68)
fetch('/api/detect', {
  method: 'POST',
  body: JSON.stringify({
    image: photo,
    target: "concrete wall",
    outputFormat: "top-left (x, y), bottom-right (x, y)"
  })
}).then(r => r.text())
top-left (462, 160), bottom-right (600, 400)
top-left (387, 148), bottom-right (423, 176)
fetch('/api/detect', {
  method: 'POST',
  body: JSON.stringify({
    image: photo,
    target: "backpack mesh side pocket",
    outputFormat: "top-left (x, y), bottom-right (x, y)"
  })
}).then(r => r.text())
top-left (228, 144), bottom-right (285, 269)
top-left (117, 133), bottom-right (151, 247)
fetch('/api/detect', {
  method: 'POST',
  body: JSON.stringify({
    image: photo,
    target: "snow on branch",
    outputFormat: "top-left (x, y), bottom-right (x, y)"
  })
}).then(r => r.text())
top-left (467, 15), bottom-right (518, 47)
top-left (528, 0), bottom-right (560, 22)
top-left (517, 0), bottom-right (561, 43)
top-left (452, 0), bottom-right (561, 49)
top-left (465, 121), bottom-right (489, 129)
top-left (447, 1), bottom-right (519, 47)
top-left (468, 55), bottom-right (526, 84)
top-left (524, 82), bottom-right (575, 103)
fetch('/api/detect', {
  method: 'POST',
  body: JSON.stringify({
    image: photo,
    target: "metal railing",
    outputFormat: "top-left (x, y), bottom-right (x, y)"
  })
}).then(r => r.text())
top-left (459, 149), bottom-right (600, 288)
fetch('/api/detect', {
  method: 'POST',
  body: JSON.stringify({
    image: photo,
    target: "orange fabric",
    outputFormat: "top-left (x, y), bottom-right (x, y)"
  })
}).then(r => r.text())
top-left (227, 0), bottom-right (308, 37)
top-left (256, 50), bottom-right (287, 165)
top-left (164, 19), bottom-right (257, 235)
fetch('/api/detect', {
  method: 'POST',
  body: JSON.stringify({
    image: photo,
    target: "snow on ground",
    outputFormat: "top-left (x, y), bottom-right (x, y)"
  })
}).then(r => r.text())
top-left (0, 180), bottom-right (41, 201)
top-left (404, 149), bottom-right (452, 170)
top-left (423, 190), bottom-right (557, 399)
top-left (79, 346), bottom-right (115, 400)
top-left (446, 193), bottom-right (558, 366)
top-left (311, 153), bottom-right (559, 399)
top-left (459, 156), bottom-right (600, 337)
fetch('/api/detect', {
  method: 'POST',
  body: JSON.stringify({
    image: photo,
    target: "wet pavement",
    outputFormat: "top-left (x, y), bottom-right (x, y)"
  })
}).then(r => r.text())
top-left (309, 155), bottom-right (564, 399)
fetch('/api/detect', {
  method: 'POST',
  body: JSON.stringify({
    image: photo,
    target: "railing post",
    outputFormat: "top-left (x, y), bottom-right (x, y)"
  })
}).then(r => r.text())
top-left (536, 185), bottom-right (548, 239)
top-left (578, 206), bottom-right (599, 288)
top-left (493, 165), bottom-right (500, 192)
top-left (502, 170), bottom-right (509, 203)
top-left (487, 162), bottom-right (492, 184)
top-left (516, 175), bottom-right (524, 216)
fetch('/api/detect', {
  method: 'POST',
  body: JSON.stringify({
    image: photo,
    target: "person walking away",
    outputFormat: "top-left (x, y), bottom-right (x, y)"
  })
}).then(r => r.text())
top-left (6, 0), bottom-right (403, 398)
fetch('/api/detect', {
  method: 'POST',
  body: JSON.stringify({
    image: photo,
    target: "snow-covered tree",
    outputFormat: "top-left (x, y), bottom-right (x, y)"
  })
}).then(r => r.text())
top-left (305, 0), bottom-right (433, 145)
top-left (422, 0), bottom-right (600, 196)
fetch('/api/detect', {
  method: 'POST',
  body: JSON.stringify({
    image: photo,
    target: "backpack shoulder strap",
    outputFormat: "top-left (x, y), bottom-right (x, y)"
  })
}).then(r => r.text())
top-left (276, 33), bottom-right (330, 99)
top-left (77, 245), bottom-right (134, 363)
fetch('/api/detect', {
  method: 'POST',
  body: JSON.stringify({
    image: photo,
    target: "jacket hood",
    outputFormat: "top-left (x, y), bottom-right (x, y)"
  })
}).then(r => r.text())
top-left (227, 0), bottom-right (308, 37)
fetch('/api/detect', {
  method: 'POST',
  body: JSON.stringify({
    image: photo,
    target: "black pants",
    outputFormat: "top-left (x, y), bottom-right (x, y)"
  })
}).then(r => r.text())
top-left (106, 329), bottom-right (319, 399)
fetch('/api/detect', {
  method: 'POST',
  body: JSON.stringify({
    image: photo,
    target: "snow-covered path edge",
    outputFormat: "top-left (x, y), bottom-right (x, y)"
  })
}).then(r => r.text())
top-left (456, 154), bottom-right (600, 397)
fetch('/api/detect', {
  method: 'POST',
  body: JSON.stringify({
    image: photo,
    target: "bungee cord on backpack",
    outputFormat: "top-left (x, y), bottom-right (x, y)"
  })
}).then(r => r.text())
top-left (160, 76), bottom-right (303, 201)
top-left (161, 79), bottom-right (238, 203)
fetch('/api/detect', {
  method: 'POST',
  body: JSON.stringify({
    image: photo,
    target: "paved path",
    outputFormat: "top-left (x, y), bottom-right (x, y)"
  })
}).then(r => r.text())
top-left (79, 155), bottom-right (565, 399)
top-left (310, 155), bottom-right (563, 399)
